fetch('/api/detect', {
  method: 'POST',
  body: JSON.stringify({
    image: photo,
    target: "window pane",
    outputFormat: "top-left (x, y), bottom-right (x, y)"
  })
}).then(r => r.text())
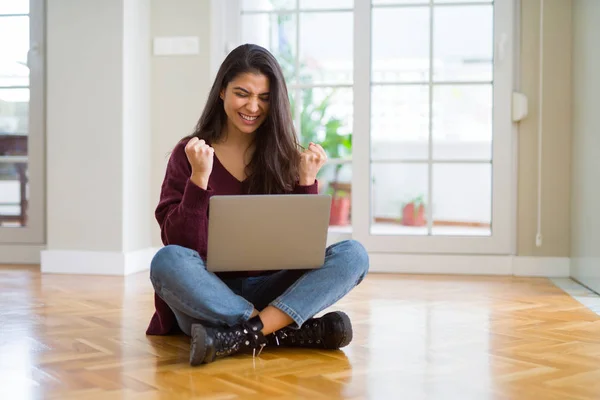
top-left (297, 87), bottom-right (353, 157)
top-left (432, 85), bottom-right (492, 160)
top-left (242, 0), bottom-right (295, 12)
top-left (372, 7), bottom-right (429, 83)
top-left (0, 60), bottom-right (28, 87)
top-left (0, 89), bottom-right (29, 228)
top-left (436, 0), bottom-right (492, 3)
top-left (0, 16), bottom-right (29, 86)
top-left (317, 163), bottom-right (352, 228)
top-left (242, 13), bottom-right (297, 83)
top-left (0, 88), bottom-right (28, 134)
top-left (371, 85), bottom-right (429, 161)
top-left (432, 163), bottom-right (491, 236)
top-left (299, 12), bottom-right (353, 85)
top-left (300, 0), bottom-right (353, 8)
top-left (433, 5), bottom-right (493, 82)
top-left (371, 163), bottom-right (428, 235)
top-left (289, 88), bottom-right (298, 132)
top-left (373, 0), bottom-right (427, 4)
top-left (0, 0), bottom-right (29, 14)
top-left (0, 161), bottom-right (27, 227)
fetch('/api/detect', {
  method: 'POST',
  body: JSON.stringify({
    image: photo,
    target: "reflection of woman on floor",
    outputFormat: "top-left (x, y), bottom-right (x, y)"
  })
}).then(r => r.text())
top-left (147, 44), bottom-right (370, 366)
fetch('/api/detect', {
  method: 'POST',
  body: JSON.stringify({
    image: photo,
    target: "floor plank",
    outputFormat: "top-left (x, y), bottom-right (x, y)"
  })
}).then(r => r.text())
top-left (1, 265), bottom-right (600, 399)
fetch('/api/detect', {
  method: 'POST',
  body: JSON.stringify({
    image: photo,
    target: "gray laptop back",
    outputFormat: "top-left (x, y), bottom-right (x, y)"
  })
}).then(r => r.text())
top-left (206, 194), bottom-right (331, 272)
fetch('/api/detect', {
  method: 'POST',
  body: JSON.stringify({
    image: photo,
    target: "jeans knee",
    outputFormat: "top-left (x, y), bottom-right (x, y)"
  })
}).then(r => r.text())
top-left (150, 245), bottom-right (184, 284)
top-left (334, 239), bottom-right (370, 281)
top-left (348, 239), bottom-right (370, 276)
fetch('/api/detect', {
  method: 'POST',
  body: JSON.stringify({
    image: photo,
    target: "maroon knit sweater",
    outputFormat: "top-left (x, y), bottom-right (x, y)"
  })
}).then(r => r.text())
top-left (146, 140), bottom-right (318, 335)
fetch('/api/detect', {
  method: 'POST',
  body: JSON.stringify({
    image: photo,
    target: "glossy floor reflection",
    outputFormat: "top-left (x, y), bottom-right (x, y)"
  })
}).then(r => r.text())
top-left (1, 265), bottom-right (600, 399)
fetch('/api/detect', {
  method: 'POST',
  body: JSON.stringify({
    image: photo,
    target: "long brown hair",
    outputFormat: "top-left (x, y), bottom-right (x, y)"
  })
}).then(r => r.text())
top-left (185, 44), bottom-right (301, 194)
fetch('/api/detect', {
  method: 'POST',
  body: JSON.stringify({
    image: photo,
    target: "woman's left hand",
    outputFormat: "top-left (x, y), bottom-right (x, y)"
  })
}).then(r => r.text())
top-left (299, 142), bottom-right (327, 186)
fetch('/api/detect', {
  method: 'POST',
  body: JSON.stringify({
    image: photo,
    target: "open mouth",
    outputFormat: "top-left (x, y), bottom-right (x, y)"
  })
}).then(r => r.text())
top-left (239, 113), bottom-right (259, 123)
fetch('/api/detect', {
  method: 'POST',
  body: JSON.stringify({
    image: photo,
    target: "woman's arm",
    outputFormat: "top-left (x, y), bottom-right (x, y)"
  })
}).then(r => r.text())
top-left (291, 179), bottom-right (319, 195)
top-left (294, 143), bottom-right (324, 195)
top-left (155, 142), bottom-right (213, 251)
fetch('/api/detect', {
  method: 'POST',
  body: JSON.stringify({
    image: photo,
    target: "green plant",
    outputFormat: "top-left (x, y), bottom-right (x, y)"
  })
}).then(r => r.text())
top-left (325, 187), bottom-right (350, 198)
top-left (405, 195), bottom-right (425, 207)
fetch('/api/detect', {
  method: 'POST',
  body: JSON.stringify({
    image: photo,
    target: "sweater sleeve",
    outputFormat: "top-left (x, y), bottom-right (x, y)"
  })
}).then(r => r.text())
top-left (292, 179), bottom-right (319, 195)
top-left (155, 141), bottom-right (213, 252)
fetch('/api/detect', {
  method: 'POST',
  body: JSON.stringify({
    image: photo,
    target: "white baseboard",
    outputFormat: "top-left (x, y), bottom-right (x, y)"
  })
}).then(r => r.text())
top-left (35, 246), bottom-right (570, 278)
top-left (369, 253), bottom-right (513, 275)
top-left (125, 247), bottom-right (159, 275)
top-left (369, 254), bottom-right (570, 277)
top-left (512, 256), bottom-right (571, 277)
top-left (41, 247), bottom-right (158, 276)
top-left (0, 244), bottom-right (46, 264)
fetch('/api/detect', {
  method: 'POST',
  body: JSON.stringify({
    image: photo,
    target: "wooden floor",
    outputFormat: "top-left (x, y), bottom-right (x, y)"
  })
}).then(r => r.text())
top-left (2, 266), bottom-right (600, 400)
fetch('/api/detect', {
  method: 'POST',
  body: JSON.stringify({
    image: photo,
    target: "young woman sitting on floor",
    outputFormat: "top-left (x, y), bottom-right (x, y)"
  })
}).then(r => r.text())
top-left (147, 43), bottom-right (370, 366)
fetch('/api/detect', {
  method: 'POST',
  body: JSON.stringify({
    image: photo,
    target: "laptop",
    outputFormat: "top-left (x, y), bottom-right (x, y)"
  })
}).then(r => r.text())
top-left (206, 194), bottom-right (331, 272)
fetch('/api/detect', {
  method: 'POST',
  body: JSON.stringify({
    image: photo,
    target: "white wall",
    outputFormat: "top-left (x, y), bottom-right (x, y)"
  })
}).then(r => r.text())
top-left (46, 0), bottom-right (125, 252)
top-left (150, 0), bottom-right (211, 247)
top-left (44, 0), bottom-right (153, 273)
top-left (518, 0), bottom-right (572, 257)
top-left (570, 0), bottom-right (600, 292)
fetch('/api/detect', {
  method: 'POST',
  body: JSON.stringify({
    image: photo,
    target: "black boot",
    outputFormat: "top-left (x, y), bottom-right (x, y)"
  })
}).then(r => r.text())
top-left (268, 311), bottom-right (353, 350)
top-left (189, 316), bottom-right (267, 366)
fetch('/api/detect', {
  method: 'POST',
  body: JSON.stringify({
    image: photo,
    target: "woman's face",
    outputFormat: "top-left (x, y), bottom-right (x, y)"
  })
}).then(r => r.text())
top-left (220, 72), bottom-right (271, 136)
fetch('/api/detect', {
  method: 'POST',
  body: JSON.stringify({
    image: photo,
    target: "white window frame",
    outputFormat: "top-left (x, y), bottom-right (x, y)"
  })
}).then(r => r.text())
top-left (0, 0), bottom-right (45, 246)
top-left (353, 0), bottom-right (516, 255)
top-left (212, 0), bottom-right (518, 255)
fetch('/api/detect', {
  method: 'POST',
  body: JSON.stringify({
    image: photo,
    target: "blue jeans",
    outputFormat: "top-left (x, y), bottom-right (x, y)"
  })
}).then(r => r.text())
top-left (150, 240), bottom-right (369, 336)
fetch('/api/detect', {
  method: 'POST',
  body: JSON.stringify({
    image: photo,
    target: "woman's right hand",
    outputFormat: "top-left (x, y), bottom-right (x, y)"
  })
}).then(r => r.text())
top-left (185, 137), bottom-right (214, 189)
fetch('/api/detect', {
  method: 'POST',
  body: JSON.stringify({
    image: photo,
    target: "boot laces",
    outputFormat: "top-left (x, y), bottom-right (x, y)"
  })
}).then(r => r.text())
top-left (281, 320), bottom-right (323, 345)
top-left (215, 326), bottom-right (266, 358)
top-left (215, 328), bottom-right (244, 357)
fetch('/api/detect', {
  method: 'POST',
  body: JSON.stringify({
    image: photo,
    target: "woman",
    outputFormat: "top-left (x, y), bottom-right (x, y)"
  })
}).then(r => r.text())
top-left (147, 44), bottom-right (369, 366)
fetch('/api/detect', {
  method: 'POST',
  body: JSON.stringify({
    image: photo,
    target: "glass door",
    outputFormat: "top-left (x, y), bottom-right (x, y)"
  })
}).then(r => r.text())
top-left (352, 0), bottom-right (515, 254)
top-left (0, 0), bottom-right (45, 244)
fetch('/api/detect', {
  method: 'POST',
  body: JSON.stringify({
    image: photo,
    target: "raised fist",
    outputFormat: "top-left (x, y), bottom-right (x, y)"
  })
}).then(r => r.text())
top-left (185, 137), bottom-right (214, 189)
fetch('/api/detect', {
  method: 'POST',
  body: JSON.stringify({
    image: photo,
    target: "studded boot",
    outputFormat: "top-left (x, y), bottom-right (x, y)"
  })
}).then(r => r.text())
top-left (189, 316), bottom-right (267, 366)
top-left (268, 311), bottom-right (353, 349)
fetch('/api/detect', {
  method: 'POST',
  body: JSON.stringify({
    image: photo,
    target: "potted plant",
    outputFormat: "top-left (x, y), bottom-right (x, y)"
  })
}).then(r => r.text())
top-left (401, 195), bottom-right (426, 226)
top-left (319, 117), bottom-right (352, 224)
top-left (328, 187), bottom-right (350, 226)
